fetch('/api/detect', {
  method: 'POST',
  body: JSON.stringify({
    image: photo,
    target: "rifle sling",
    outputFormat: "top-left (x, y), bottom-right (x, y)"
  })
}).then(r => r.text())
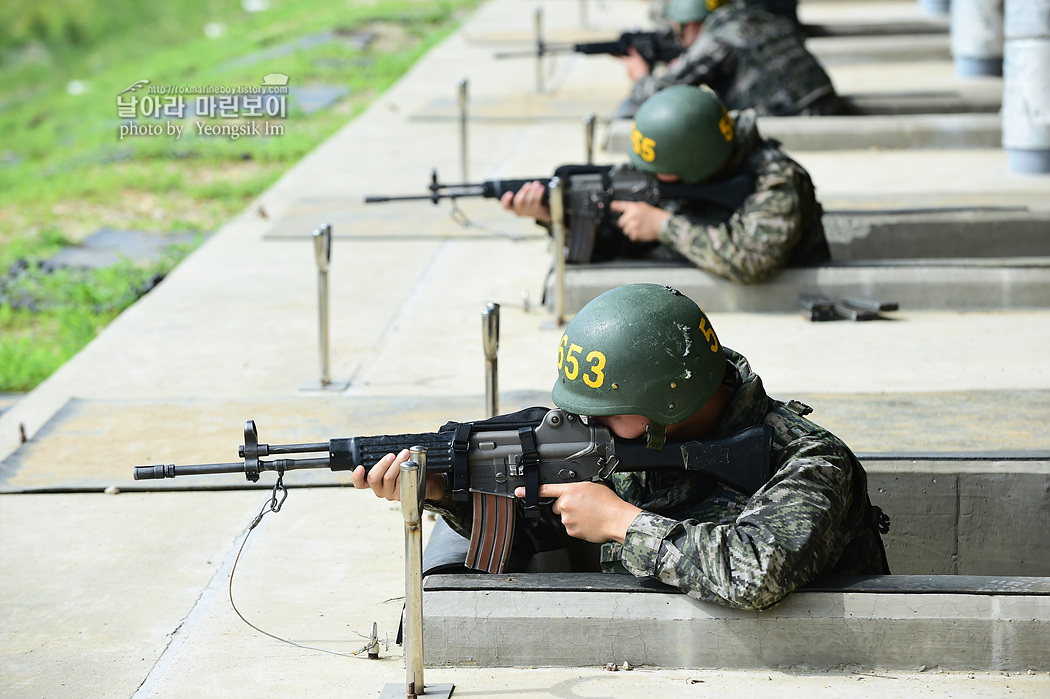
top-left (518, 426), bottom-right (541, 519)
top-left (451, 422), bottom-right (471, 502)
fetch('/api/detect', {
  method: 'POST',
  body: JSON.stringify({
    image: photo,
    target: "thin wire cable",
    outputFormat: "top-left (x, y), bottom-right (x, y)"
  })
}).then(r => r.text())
top-left (227, 475), bottom-right (379, 658)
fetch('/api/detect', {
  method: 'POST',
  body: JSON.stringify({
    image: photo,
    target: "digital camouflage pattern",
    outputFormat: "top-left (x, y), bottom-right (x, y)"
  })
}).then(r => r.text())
top-left (631, 2), bottom-right (838, 116)
top-left (602, 347), bottom-right (890, 610)
top-left (655, 109), bottom-right (829, 283)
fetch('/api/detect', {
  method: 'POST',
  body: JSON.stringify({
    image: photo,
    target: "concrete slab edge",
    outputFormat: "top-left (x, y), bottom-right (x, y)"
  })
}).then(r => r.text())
top-left (422, 581), bottom-right (1050, 670)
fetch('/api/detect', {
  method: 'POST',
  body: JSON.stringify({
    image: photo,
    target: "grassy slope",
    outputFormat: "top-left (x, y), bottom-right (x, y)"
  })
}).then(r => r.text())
top-left (0, 0), bottom-right (481, 390)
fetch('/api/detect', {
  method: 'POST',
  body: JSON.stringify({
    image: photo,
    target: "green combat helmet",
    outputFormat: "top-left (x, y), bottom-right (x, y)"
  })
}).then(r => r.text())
top-left (551, 284), bottom-right (726, 449)
top-left (667, 0), bottom-right (730, 25)
top-left (628, 84), bottom-right (736, 184)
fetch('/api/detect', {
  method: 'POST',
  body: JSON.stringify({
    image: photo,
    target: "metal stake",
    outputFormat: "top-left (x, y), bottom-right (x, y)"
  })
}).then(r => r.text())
top-left (301, 224), bottom-right (349, 391)
top-left (457, 78), bottom-right (469, 182)
top-left (549, 178), bottom-right (567, 326)
top-left (379, 448), bottom-right (453, 698)
top-left (482, 303), bottom-right (500, 418)
top-left (535, 8), bottom-right (545, 93)
top-left (314, 224), bottom-right (332, 386)
top-left (583, 112), bottom-right (596, 164)
top-left (402, 452), bottom-right (425, 697)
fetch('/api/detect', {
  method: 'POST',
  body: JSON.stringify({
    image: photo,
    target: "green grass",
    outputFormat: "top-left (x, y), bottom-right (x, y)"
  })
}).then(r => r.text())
top-left (0, 243), bottom-right (198, 391)
top-left (0, 0), bottom-right (481, 391)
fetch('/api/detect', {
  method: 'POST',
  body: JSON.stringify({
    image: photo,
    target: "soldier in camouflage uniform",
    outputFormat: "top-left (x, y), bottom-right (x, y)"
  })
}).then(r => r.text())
top-left (621, 0), bottom-right (839, 118)
top-left (354, 284), bottom-right (890, 610)
top-left (502, 85), bottom-right (829, 283)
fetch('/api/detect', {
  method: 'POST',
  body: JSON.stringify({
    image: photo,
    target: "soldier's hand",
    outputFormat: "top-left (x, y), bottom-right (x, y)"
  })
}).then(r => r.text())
top-left (515, 482), bottom-right (642, 544)
top-left (500, 180), bottom-right (552, 223)
top-left (352, 449), bottom-right (446, 502)
top-left (610, 200), bottom-right (670, 242)
top-left (621, 47), bottom-right (651, 81)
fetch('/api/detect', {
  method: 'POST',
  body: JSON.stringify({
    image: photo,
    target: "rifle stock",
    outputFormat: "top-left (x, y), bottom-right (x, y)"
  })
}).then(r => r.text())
top-left (133, 408), bottom-right (773, 573)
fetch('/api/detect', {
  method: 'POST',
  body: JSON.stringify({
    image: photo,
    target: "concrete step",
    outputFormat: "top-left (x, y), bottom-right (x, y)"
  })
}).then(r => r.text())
top-left (840, 90), bottom-right (1001, 115)
top-left (802, 19), bottom-right (947, 37)
top-left (605, 108), bottom-right (1002, 153)
top-left (823, 208), bottom-right (1050, 259)
top-left (809, 33), bottom-right (950, 64)
top-left (756, 113), bottom-right (1001, 150)
top-left (545, 207), bottom-right (1050, 314)
top-left (422, 572), bottom-right (1050, 670)
top-left (862, 455), bottom-right (1050, 576)
top-left (548, 258), bottom-right (1050, 314)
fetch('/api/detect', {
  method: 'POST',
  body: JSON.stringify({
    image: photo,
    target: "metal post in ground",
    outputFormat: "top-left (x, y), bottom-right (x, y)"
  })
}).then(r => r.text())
top-left (314, 224), bottom-right (331, 385)
top-left (482, 303), bottom-right (500, 418)
top-left (535, 8), bottom-right (545, 93)
top-left (301, 224), bottom-right (349, 391)
top-left (379, 448), bottom-right (453, 699)
top-left (549, 177), bottom-right (567, 327)
top-left (583, 112), bottom-right (596, 164)
top-left (457, 78), bottom-right (469, 182)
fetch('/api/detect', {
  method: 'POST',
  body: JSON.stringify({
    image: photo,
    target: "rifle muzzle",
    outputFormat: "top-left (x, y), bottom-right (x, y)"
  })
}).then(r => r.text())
top-left (134, 464), bottom-right (175, 480)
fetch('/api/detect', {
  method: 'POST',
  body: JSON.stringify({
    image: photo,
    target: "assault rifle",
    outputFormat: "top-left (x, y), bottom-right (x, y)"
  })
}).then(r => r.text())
top-left (494, 28), bottom-right (683, 69)
top-left (365, 164), bottom-right (756, 263)
top-left (135, 407), bottom-right (773, 574)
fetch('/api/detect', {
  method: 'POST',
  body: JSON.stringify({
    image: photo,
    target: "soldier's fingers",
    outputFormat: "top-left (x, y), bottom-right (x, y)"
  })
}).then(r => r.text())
top-left (381, 449), bottom-right (410, 492)
top-left (366, 452), bottom-right (396, 492)
top-left (513, 484), bottom-right (569, 499)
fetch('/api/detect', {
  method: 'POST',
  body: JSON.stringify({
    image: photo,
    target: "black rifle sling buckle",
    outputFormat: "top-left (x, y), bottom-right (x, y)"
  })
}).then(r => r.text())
top-left (518, 426), bottom-right (541, 518)
top-left (451, 422), bottom-right (472, 502)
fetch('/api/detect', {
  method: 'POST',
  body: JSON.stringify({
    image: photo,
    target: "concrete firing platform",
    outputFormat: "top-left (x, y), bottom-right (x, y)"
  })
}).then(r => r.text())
top-left (422, 572), bottom-right (1050, 670)
top-left (821, 207), bottom-right (1050, 259)
top-left (605, 107), bottom-right (1003, 153)
top-left (549, 258), bottom-right (1050, 314)
top-left (418, 87), bottom-right (1002, 124)
top-left (552, 206), bottom-right (1050, 315)
top-left (5, 490), bottom-right (1047, 699)
top-left (758, 113), bottom-right (1002, 150)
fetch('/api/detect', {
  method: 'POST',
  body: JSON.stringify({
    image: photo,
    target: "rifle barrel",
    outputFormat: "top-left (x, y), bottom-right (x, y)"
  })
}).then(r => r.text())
top-left (365, 183), bottom-right (508, 205)
top-left (364, 194), bottom-right (440, 204)
top-left (134, 461), bottom-right (246, 480)
top-left (493, 43), bottom-right (576, 59)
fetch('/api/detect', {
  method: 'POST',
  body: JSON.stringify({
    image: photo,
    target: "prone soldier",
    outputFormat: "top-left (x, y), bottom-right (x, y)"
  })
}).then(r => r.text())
top-left (621, 0), bottom-right (840, 118)
top-left (355, 283), bottom-right (890, 610)
top-left (503, 84), bottom-right (830, 284)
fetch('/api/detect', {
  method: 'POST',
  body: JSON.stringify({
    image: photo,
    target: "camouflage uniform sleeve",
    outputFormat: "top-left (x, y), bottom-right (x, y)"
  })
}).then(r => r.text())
top-left (655, 151), bottom-right (802, 283)
top-left (618, 437), bottom-right (857, 610)
top-left (629, 33), bottom-right (730, 104)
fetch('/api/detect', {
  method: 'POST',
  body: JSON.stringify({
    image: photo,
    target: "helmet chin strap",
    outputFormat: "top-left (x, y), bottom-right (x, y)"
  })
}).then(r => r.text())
top-left (645, 422), bottom-right (667, 450)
